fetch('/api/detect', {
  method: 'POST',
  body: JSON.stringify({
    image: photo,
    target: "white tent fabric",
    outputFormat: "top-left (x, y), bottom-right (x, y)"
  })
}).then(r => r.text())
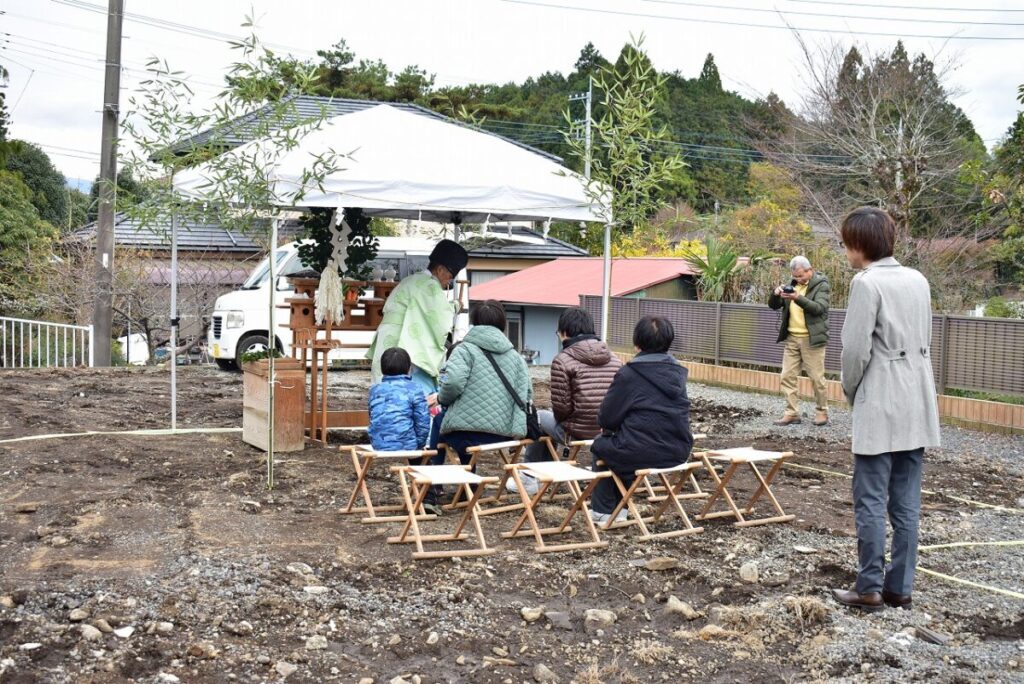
top-left (173, 104), bottom-right (609, 223)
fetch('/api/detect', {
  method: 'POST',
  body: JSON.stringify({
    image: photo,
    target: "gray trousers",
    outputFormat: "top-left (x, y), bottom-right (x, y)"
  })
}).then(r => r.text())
top-left (523, 410), bottom-right (567, 463)
top-left (852, 448), bottom-right (924, 595)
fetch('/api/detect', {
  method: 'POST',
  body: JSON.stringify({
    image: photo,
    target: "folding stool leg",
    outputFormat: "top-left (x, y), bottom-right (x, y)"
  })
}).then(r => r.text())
top-left (603, 473), bottom-right (650, 534)
top-left (697, 460), bottom-right (747, 524)
top-left (342, 448), bottom-right (370, 514)
top-left (733, 459), bottom-right (795, 527)
top-left (502, 469), bottom-right (552, 548)
top-left (639, 472), bottom-right (703, 540)
top-left (445, 449), bottom-right (481, 510)
top-left (387, 470), bottom-right (429, 553)
top-left (571, 476), bottom-right (609, 549)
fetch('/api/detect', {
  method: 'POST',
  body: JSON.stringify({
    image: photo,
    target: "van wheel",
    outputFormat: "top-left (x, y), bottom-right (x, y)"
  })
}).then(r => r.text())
top-left (237, 334), bottom-right (271, 358)
top-left (215, 359), bottom-right (237, 371)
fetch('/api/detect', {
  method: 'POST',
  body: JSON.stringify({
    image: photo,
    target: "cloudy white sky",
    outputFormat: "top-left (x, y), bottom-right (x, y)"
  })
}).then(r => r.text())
top-left (3, 0), bottom-right (1023, 185)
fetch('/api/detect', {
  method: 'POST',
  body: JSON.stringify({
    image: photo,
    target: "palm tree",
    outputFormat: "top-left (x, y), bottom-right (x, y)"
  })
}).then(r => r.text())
top-left (682, 237), bottom-right (739, 301)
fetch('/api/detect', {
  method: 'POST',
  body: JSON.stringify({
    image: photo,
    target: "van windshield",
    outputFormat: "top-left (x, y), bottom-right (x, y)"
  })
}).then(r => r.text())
top-left (240, 250), bottom-right (290, 290)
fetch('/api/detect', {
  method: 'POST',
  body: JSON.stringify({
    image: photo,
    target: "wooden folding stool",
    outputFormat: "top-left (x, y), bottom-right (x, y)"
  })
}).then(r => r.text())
top-left (341, 446), bottom-right (437, 523)
top-left (600, 461), bottom-right (706, 540)
top-left (695, 447), bottom-right (796, 527)
top-left (387, 465), bottom-right (498, 560)
top-left (445, 439), bottom-right (531, 516)
top-left (502, 461), bottom-right (610, 553)
top-left (642, 433), bottom-right (709, 503)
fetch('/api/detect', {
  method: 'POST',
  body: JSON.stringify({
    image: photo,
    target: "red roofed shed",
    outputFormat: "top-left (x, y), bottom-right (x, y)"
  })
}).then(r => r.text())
top-left (469, 258), bottom-right (698, 364)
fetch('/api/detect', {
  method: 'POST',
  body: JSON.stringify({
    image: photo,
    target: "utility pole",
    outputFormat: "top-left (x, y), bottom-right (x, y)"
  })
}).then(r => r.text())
top-left (91, 0), bottom-right (124, 367)
top-left (570, 77), bottom-right (611, 339)
top-left (569, 76), bottom-right (593, 179)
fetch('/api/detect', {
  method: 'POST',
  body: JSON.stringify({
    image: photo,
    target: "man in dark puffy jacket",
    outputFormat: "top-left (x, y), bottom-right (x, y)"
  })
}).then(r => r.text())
top-left (590, 316), bottom-right (693, 523)
top-left (510, 308), bottom-right (621, 496)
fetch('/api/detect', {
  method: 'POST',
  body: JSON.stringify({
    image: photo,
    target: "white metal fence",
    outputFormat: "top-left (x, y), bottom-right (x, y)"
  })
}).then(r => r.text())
top-left (0, 317), bottom-right (94, 369)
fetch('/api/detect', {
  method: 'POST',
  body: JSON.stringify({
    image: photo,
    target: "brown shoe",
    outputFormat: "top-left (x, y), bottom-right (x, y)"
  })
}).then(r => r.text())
top-left (831, 588), bottom-right (884, 612)
top-left (773, 415), bottom-right (802, 426)
top-left (813, 411), bottom-right (829, 426)
top-left (882, 590), bottom-right (912, 610)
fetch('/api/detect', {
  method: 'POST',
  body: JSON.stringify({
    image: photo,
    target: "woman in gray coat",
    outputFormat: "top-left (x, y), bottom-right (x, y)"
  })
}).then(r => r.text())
top-left (832, 207), bottom-right (941, 612)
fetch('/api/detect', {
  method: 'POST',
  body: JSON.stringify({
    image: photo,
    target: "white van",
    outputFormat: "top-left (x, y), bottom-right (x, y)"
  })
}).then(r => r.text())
top-left (209, 237), bottom-right (438, 370)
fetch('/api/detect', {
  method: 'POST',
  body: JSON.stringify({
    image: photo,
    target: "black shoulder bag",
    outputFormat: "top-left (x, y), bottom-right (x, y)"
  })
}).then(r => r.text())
top-left (482, 350), bottom-right (543, 441)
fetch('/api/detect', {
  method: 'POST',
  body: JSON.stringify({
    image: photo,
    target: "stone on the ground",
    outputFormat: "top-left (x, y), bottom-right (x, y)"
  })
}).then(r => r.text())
top-left (664, 596), bottom-right (701, 621)
top-left (520, 606), bottom-right (544, 623)
top-left (544, 611), bottom-right (573, 631)
top-left (93, 619), bottom-right (113, 633)
top-left (632, 593), bottom-right (646, 604)
top-left (644, 557), bottom-right (680, 571)
top-left (156, 674), bottom-right (181, 684)
top-left (187, 642), bottom-right (219, 659)
top-left (0, 596), bottom-right (14, 609)
top-left (739, 561), bottom-right (759, 583)
top-left (113, 626), bottom-right (134, 639)
top-left (583, 609), bottom-right (616, 633)
top-left (492, 646), bottom-right (509, 657)
top-left (914, 626), bottom-right (951, 646)
top-left (388, 635), bottom-right (402, 646)
top-left (426, 631), bottom-right (439, 645)
top-left (533, 663), bottom-right (559, 682)
top-left (226, 621), bottom-right (253, 636)
top-left (287, 562), bottom-right (314, 575)
top-left (304, 586), bottom-right (329, 595)
top-left (357, 678), bottom-right (374, 684)
top-left (793, 545), bottom-right (818, 554)
top-left (155, 621), bottom-right (174, 634)
top-left (240, 500), bottom-right (261, 513)
top-left (18, 643), bottom-right (42, 651)
top-left (69, 608), bottom-right (89, 622)
top-left (306, 635), bottom-right (328, 650)
top-left (276, 661), bottom-right (298, 678)
top-left (80, 625), bottom-right (103, 641)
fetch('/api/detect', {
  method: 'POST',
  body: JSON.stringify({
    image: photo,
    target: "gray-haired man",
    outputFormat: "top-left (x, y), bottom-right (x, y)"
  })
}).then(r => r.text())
top-left (768, 256), bottom-right (831, 426)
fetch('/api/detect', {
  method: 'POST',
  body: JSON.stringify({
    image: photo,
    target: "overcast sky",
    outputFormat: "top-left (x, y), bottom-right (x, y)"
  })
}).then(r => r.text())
top-left (4, 0), bottom-right (1023, 184)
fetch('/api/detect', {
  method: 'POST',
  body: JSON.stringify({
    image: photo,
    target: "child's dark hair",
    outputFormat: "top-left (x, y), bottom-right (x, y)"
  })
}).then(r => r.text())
top-left (633, 315), bottom-right (674, 353)
top-left (381, 347), bottom-right (412, 376)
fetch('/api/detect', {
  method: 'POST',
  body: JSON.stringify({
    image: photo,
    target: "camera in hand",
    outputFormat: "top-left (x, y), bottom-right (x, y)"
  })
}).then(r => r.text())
top-left (781, 285), bottom-right (796, 294)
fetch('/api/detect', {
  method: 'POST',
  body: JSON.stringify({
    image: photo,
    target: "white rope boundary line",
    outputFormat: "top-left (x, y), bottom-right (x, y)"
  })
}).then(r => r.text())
top-left (0, 427), bottom-right (242, 445)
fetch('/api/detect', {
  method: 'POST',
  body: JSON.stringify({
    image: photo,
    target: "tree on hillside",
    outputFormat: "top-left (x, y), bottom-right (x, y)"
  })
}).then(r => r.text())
top-left (86, 170), bottom-right (148, 223)
top-left (0, 170), bottom-right (57, 316)
top-left (0, 62), bottom-right (9, 144)
top-left (698, 54), bottom-right (722, 91)
top-left (566, 35), bottom-right (684, 235)
top-left (772, 40), bottom-right (987, 256)
top-left (3, 141), bottom-right (68, 229)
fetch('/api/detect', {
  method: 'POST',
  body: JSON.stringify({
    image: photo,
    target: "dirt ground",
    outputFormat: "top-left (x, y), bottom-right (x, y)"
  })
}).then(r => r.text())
top-left (0, 366), bottom-right (1022, 683)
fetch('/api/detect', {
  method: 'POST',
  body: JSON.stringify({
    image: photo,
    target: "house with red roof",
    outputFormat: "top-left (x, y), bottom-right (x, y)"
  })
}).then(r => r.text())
top-left (469, 257), bottom-right (698, 363)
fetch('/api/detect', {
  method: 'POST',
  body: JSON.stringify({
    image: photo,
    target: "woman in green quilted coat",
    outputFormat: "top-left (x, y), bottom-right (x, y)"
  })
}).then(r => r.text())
top-left (436, 299), bottom-right (532, 465)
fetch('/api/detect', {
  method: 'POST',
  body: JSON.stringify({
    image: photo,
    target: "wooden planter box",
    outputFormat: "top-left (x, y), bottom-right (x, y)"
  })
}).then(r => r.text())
top-left (242, 358), bottom-right (305, 453)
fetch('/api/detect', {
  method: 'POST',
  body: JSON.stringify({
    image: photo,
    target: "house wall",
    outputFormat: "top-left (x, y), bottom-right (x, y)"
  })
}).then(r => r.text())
top-left (624, 276), bottom-right (697, 301)
top-left (466, 257), bottom-right (547, 273)
top-left (522, 305), bottom-right (564, 365)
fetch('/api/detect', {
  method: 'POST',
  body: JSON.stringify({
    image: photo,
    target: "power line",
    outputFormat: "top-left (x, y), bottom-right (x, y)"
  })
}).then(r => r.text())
top-left (642, 0), bottom-right (1024, 25)
top-left (788, 0), bottom-right (1024, 13)
top-left (495, 0), bottom-right (1024, 41)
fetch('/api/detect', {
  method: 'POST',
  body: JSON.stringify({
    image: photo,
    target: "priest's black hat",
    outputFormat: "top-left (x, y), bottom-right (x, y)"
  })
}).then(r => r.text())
top-left (428, 239), bottom-right (469, 275)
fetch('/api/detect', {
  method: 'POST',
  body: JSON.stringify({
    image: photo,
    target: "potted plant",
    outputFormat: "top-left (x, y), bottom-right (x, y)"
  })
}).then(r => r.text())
top-left (241, 349), bottom-right (305, 452)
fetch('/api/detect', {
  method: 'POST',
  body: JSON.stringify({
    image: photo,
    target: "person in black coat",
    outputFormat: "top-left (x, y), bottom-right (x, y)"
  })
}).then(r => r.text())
top-left (590, 316), bottom-right (694, 521)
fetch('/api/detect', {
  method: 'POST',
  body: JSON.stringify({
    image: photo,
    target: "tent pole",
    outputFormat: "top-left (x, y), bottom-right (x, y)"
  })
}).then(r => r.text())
top-left (601, 221), bottom-right (611, 342)
top-left (170, 206), bottom-right (178, 430)
top-left (267, 217), bottom-right (277, 490)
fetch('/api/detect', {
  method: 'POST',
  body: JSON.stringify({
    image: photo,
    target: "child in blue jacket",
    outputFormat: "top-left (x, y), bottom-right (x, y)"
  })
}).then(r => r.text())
top-left (368, 347), bottom-right (431, 452)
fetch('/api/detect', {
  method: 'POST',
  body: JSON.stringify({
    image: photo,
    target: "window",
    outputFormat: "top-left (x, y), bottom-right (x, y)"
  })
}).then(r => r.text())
top-left (470, 270), bottom-right (511, 286)
top-left (506, 311), bottom-right (523, 351)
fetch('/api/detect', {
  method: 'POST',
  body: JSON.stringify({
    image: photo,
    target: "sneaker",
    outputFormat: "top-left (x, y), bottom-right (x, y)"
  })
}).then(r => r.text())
top-left (589, 509), bottom-right (628, 524)
top-left (505, 474), bottom-right (540, 497)
top-left (422, 502), bottom-right (444, 517)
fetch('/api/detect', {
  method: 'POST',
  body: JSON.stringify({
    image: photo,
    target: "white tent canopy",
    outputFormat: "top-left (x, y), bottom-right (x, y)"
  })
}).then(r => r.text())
top-left (173, 104), bottom-right (609, 224)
